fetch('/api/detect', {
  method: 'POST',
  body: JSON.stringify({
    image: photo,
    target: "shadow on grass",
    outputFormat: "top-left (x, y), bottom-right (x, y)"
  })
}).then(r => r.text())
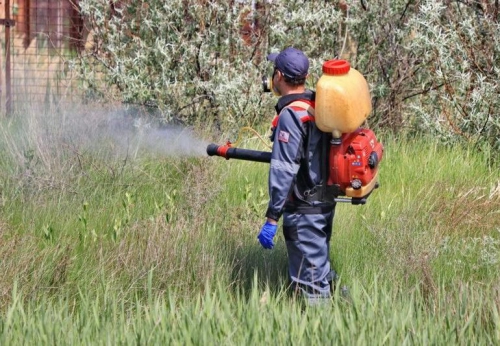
top-left (228, 239), bottom-right (290, 297)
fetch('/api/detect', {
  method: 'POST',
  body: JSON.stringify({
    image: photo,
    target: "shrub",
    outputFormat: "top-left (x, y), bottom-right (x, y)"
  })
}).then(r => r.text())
top-left (76, 0), bottom-right (500, 151)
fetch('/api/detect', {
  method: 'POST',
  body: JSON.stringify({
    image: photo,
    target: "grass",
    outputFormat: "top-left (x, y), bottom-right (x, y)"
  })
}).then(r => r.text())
top-left (2, 279), bottom-right (500, 344)
top-left (0, 106), bottom-right (499, 344)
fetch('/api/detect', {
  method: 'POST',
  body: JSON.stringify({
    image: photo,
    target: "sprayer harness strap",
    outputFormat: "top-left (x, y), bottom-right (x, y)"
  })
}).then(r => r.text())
top-left (286, 101), bottom-right (332, 205)
top-left (287, 101), bottom-right (315, 118)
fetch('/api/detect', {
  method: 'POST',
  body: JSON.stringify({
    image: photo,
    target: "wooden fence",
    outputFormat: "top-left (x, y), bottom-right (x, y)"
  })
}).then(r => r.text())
top-left (0, 0), bottom-right (86, 114)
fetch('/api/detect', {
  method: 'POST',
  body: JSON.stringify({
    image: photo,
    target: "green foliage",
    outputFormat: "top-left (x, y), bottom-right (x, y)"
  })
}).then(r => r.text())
top-left (76, 0), bottom-right (500, 151)
top-left (78, 0), bottom-right (271, 128)
top-left (402, 1), bottom-right (500, 150)
top-left (345, 1), bottom-right (500, 150)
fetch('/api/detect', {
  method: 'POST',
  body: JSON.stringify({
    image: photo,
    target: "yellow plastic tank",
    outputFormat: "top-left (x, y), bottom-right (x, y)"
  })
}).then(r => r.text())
top-left (315, 60), bottom-right (372, 138)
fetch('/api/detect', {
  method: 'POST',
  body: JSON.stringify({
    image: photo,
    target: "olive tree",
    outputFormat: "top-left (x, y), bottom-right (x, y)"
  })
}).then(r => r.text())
top-left (76, 0), bottom-right (500, 150)
top-left (346, 0), bottom-right (499, 149)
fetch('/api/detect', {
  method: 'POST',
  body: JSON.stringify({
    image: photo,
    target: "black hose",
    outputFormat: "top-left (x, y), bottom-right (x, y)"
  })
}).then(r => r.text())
top-left (206, 144), bottom-right (271, 163)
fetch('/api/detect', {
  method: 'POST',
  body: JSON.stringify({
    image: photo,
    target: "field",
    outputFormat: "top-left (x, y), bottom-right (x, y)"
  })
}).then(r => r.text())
top-left (0, 105), bottom-right (499, 344)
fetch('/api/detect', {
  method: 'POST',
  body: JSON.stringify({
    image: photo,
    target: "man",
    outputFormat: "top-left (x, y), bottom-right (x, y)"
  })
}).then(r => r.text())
top-left (257, 47), bottom-right (337, 303)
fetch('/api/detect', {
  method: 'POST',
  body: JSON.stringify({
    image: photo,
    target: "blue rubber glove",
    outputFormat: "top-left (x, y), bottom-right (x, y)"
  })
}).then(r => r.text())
top-left (258, 221), bottom-right (278, 249)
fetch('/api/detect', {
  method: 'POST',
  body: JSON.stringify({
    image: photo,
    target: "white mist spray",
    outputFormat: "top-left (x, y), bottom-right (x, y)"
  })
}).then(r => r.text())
top-left (72, 107), bottom-right (211, 160)
top-left (11, 105), bottom-right (211, 164)
top-left (107, 116), bottom-right (209, 159)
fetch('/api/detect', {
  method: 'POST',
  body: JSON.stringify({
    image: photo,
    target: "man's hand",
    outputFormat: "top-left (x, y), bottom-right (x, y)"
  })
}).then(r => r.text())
top-left (257, 219), bottom-right (278, 249)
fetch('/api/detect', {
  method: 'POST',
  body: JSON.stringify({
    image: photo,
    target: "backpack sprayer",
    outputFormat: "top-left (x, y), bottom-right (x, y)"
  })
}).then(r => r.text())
top-left (207, 60), bottom-right (384, 205)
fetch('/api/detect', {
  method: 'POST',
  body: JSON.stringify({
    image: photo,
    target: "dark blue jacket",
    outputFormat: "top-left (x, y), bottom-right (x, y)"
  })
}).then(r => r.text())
top-left (265, 90), bottom-right (334, 221)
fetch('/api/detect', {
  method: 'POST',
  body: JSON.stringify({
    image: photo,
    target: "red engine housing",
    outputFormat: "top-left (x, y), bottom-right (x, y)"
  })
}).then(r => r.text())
top-left (327, 128), bottom-right (384, 198)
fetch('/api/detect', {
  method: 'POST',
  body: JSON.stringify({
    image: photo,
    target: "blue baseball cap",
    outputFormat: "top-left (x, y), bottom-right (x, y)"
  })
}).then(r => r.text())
top-left (267, 47), bottom-right (309, 80)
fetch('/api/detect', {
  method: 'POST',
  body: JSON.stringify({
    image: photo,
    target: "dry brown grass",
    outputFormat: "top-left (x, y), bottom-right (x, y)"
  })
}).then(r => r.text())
top-left (430, 181), bottom-right (500, 237)
top-left (0, 230), bottom-right (71, 309)
top-left (362, 171), bottom-right (500, 300)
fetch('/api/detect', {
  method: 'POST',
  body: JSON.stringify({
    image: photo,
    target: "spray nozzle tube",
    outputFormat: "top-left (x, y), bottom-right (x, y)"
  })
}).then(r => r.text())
top-left (206, 143), bottom-right (271, 163)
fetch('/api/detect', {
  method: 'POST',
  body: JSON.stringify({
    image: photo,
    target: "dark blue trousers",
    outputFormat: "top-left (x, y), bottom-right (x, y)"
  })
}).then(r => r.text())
top-left (283, 209), bottom-right (335, 300)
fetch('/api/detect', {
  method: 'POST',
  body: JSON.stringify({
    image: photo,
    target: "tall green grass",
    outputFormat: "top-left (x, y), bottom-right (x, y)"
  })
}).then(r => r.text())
top-left (2, 279), bottom-right (500, 345)
top-left (0, 108), bottom-right (499, 343)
